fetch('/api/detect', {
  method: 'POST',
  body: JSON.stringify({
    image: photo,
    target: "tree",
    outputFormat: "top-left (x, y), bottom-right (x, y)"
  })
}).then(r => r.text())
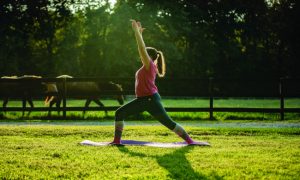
top-left (0, 0), bottom-right (298, 80)
top-left (0, 0), bottom-right (73, 76)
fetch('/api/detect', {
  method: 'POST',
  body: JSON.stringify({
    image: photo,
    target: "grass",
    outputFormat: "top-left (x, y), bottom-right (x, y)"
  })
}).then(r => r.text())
top-left (4, 97), bottom-right (300, 108)
top-left (1, 98), bottom-right (300, 120)
top-left (0, 123), bottom-right (299, 179)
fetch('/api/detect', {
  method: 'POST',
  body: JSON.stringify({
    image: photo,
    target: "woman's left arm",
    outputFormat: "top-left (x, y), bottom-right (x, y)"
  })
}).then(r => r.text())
top-left (131, 20), bottom-right (151, 69)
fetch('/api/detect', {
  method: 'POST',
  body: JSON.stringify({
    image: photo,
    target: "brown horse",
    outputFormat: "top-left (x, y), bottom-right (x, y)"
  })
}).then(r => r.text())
top-left (46, 75), bottom-right (124, 116)
top-left (0, 75), bottom-right (45, 116)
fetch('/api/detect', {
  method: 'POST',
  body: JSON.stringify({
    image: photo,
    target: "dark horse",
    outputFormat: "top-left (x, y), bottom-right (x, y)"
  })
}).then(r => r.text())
top-left (1, 75), bottom-right (45, 116)
top-left (45, 75), bottom-right (124, 116)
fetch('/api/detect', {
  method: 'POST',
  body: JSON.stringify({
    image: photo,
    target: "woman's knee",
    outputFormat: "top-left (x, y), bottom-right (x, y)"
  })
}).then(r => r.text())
top-left (115, 108), bottom-right (124, 121)
top-left (164, 119), bottom-right (176, 130)
top-left (155, 114), bottom-right (176, 130)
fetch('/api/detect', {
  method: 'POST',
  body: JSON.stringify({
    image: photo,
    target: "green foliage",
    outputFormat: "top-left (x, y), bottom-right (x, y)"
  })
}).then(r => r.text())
top-left (0, 125), bottom-right (299, 179)
top-left (0, 0), bottom-right (299, 78)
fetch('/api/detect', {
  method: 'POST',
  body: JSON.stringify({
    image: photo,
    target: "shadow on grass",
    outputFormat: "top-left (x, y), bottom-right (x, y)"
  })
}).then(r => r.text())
top-left (117, 146), bottom-right (222, 179)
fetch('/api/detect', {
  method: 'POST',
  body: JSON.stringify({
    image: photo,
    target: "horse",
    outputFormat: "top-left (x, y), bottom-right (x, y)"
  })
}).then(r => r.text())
top-left (45, 75), bottom-right (124, 116)
top-left (0, 75), bottom-right (45, 116)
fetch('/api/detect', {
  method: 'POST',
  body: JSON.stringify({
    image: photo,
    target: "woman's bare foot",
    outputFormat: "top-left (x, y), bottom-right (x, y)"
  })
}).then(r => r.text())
top-left (109, 141), bottom-right (124, 146)
top-left (188, 141), bottom-right (210, 146)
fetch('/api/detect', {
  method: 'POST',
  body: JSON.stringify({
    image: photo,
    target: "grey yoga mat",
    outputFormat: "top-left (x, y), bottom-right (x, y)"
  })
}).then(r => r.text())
top-left (80, 140), bottom-right (210, 148)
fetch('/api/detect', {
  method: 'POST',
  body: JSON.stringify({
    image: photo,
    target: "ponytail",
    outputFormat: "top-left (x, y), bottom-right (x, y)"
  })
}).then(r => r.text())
top-left (156, 51), bottom-right (166, 77)
top-left (146, 47), bottom-right (166, 78)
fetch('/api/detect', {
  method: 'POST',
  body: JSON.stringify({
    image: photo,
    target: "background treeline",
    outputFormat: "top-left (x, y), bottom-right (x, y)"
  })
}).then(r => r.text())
top-left (0, 0), bottom-right (299, 79)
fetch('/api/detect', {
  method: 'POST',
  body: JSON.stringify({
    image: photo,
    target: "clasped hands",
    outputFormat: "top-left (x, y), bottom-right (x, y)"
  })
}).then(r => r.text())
top-left (130, 19), bottom-right (145, 33)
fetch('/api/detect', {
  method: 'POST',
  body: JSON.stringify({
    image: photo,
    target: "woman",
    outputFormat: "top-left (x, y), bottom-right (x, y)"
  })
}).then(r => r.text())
top-left (110, 20), bottom-right (209, 146)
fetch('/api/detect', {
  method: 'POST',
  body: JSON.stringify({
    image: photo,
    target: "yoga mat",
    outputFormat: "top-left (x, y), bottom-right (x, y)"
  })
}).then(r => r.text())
top-left (80, 140), bottom-right (210, 148)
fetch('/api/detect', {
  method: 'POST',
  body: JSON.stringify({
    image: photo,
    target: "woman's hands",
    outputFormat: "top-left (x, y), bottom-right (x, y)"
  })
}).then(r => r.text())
top-left (130, 19), bottom-right (150, 69)
top-left (131, 19), bottom-right (145, 33)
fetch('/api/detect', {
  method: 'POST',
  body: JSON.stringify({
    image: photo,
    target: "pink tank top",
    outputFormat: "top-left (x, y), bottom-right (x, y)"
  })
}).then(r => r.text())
top-left (135, 60), bottom-right (158, 97)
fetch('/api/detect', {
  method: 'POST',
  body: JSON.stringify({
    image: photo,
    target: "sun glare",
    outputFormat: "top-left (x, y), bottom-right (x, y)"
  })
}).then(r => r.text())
top-left (68, 0), bottom-right (117, 13)
top-left (108, 0), bottom-right (117, 8)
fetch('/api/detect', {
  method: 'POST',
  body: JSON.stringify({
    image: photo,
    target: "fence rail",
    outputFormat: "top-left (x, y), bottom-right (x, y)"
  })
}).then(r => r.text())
top-left (0, 77), bottom-right (299, 120)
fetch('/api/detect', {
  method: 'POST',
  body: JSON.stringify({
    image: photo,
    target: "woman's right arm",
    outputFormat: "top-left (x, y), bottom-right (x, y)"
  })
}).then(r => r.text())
top-left (131, 20), bottom-right (151, 69)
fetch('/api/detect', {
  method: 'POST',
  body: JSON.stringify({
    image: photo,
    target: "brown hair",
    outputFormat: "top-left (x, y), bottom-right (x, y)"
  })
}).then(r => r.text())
top-left (146, 47), bottom-right (166, 77)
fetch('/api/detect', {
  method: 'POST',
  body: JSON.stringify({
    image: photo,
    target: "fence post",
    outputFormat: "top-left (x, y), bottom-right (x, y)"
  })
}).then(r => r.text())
top-left (62, 78), bottom-right (67, 118)
top-left (209, 77), bottom-right (214, 120)
top-left (279, 78), bottom-right (285, 120)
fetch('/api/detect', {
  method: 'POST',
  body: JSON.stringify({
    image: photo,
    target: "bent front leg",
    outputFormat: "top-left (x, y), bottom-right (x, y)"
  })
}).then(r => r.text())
top-left (112, 98), bottom-right (146, 144)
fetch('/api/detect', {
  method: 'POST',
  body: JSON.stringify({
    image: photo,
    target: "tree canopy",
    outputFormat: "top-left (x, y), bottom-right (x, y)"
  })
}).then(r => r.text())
top-left (0, 0), bottom-right (298, 78)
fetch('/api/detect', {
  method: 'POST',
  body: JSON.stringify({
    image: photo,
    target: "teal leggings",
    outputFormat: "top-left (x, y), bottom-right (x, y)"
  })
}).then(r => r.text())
top-left (115, 93), bottom-right (177, 130)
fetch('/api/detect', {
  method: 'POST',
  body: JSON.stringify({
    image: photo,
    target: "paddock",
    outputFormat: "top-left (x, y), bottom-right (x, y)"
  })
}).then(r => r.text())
top-left (0, 77), bottom-right (300, 120)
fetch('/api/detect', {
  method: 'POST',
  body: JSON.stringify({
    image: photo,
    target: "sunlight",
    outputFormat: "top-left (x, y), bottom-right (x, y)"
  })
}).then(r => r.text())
top-left (108, 0), bottom-right (117, 8)
top-left (68, 0), bottom-right (117, 13)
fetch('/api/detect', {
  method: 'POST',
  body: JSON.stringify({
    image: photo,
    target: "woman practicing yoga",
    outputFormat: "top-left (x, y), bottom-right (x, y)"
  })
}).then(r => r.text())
top-left (110, 19), bottom-right (209, 146)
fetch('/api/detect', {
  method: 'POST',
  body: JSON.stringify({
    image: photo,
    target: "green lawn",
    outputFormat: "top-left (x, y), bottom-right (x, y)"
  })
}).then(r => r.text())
top-left (3, 98), bottom-right (300, 108)
top-left (0, 124), bottom-right (299, 179)
top-left (1, 98), bottom-right (300, 120)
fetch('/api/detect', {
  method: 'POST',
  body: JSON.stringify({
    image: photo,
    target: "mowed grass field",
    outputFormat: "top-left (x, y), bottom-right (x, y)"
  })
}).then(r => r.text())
top-left (0, 123), bottom-right (299, 179)
top-left (1, 98), bottom-right (300, 120)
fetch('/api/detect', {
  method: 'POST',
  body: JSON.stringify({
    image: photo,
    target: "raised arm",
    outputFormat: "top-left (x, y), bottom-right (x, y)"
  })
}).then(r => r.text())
top-left (131, 20), bottom-right (151, 69)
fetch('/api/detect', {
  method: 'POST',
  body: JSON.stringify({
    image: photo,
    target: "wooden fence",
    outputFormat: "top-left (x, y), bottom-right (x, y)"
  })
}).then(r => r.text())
top-left (0, 77), bottom-right (299, 120)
